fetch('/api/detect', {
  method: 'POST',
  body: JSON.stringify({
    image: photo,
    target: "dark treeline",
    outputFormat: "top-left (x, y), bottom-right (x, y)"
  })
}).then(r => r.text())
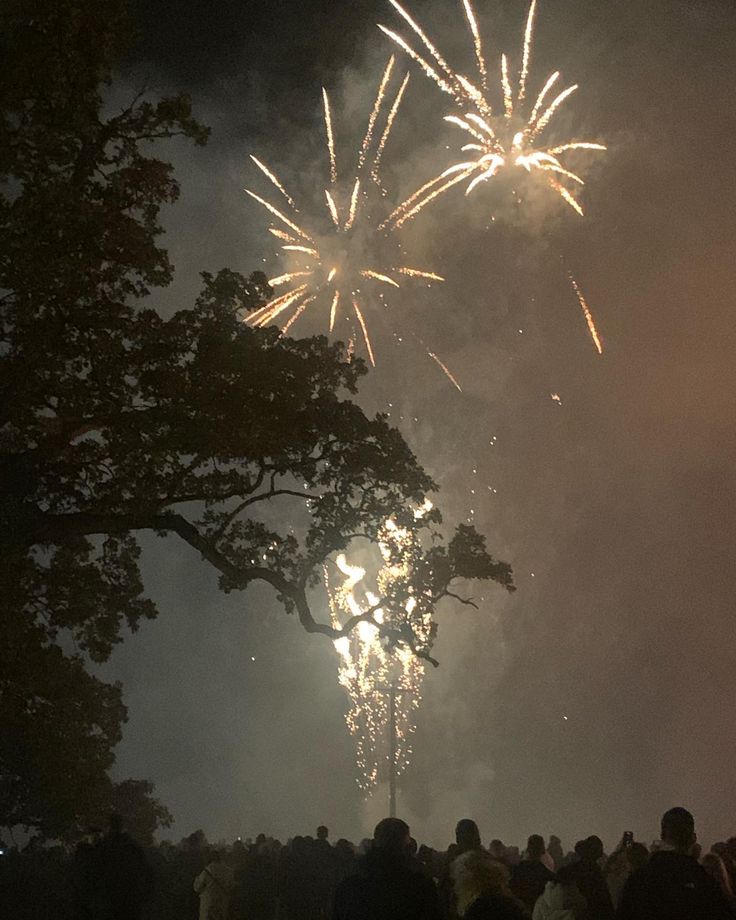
top-left (1, 807), bottom-right (735, 919)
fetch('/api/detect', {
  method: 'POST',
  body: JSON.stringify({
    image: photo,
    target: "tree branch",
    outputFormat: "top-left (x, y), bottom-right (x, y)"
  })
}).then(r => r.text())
top-left (442, 590), bottom-right (478, 610)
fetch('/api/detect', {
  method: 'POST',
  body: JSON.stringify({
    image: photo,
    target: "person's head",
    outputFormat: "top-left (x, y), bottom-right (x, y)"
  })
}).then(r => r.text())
top-left (488, 839), bottom-right (506, 861)
top-left (627, 842), bottom-right (649, 872)
top-left (452, 849), bottom-right (511, 916)
top-left (660, 807), bottom-right (696, 854)
top-left (316, 825), bottom-right (328, 841)
top-left (335, 839), bottom-right (354, 858)
top-left (506, 846), bottom-right (521, 866)
top-left (527, 834), bottom-right (546, 860)
top-left (579, 835), bottom-right (604, 863)
top-left (373, 818), bottom-right (410, 860)
top-left (185, 829), bottom-right (207, 851)
top-left (455, 819), bottom-right (482, 853)
top-left (702, 852), bottom-right (733, 898)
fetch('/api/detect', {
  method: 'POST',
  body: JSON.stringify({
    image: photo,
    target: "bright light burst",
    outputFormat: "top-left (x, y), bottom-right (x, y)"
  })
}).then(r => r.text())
top-left (378, 0), bottom-right (606, 228)
top-left (244, 59), bottom-right (444, 367)
top-left (327, 502), bottom-right (433, 789)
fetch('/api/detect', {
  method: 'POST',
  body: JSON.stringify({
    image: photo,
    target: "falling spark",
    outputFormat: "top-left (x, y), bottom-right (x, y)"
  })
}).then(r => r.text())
top-left (361, 269), bottom-right (401, 288)
top-left (329, 290), bottom-right (340, 331)
top-left (427, 350), bottom-right (463, 391)
top-left (327, 503), bottom-right (434, 788)
top-left (269, 228), bottom-right (300, 243)
top-left (249, 155), bottom-right (297, 210)
top-left (568, 271), bottom-right (604, 354)
top-left (350, 300), bottom-right (375, 366)
top-left (359, 56), bottom-right (396, 169)
top-left (245, 64), bottom-right (445, 366)
top-left (518, 0), bottom-right (537, 103)
top-left (388, 0), bottom-right (455, 83)
top-left (380, 0), bottom-right (606, 225)
top-left (325, 189), bottom-right (340, 227)
top-left (377, 25), bottom-right (455, 96)
top-left (345, 178), bottom-right (361, 231)
top-left (372, 72), bottom-right (411, 182)
top-left (501, 54), bottom-right (513, 117)
top-left (281, 295), bottom-right (315, 335)
top-left (269, 271), bottom-right (311, 287)
top-left (462, 0), bottom-right (487, 91)
top-left (398, 267), bottom-right (445, 281)
top-left (244, 189), bottom-right (314, 243)
top-left (386, 166), bottom-right (475, 229)
top-left (322, 88), bottom-right (338, 185)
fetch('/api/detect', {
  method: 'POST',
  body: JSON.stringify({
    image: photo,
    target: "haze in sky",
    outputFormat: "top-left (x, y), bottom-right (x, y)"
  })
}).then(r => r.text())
top-left (101, 0), bottom-right (736, 849)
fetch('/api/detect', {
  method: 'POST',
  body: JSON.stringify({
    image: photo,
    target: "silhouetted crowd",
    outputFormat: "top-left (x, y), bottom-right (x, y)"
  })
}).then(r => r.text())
top-left (2, 806), bottom-right (735, 919)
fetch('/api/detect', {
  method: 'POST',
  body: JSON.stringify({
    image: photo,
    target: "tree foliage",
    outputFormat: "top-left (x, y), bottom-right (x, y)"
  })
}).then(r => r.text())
top-left (0, 0), bottom-right (513, 837)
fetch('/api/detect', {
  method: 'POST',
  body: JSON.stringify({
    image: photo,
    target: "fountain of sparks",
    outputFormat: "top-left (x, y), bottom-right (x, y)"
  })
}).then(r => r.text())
top-left (244, 58), bottom-right (445, 368)
top-left (378, 0), bottom-right (606, 352)
top-left (326, 503), bottom-right (433, 791)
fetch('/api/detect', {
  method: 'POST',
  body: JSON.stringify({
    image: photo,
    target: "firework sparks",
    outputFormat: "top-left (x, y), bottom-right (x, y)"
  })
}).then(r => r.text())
top-left (379, 0), bottom-right (606, 227)
top-left (327, 502), bottom-right (434, 789)
top-left (427, 350), bottom-right (463, 391)
top-left (244, 60), bottom-right (445, 366)
top-left (568, 271), bottom-right (603, 354)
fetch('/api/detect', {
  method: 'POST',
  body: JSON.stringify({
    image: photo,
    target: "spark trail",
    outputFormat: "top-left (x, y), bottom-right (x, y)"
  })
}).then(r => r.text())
top-left (327, 502), bottom-right (434, 789)
top-left (568, 271), bottom-right (603, 354)
top-left (378, 0), bottom-right (606, 228)
top-left (244, 60), bottom-right (446, 368)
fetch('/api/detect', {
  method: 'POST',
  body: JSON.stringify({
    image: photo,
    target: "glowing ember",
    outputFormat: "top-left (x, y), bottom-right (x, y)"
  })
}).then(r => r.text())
top-left (568, 271), bottom-right (604, 354)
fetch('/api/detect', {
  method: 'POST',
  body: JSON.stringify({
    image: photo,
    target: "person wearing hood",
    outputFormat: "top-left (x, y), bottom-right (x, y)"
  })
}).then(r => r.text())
top-left (511, 836), bottom-right (556, 912)
top-left (532, 866), bottom-right (587, 920)
top-left (451, 849), bottom-right (529, 920)
top-left (565, 836), bottom-right (614, 920)
top-left (194, 849), bottom-right (235, 920)
top-left (332, 817), bottom-right (442, 920)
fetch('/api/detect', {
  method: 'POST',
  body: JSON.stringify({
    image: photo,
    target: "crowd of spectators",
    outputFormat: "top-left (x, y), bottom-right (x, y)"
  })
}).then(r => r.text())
top-left (1, 807), bottom-right (735, 919)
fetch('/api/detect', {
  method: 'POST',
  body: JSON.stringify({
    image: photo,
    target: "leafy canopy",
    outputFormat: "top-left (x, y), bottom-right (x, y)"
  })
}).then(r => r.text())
top-left (0, 0), bottom-right (513, 838)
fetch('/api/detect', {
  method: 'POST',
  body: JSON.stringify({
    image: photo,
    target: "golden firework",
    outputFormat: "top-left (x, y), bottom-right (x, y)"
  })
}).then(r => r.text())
top-left (244, 59), bottom-right (444, 366)
top-left (327, 502), bottom-right (433, 789)
top-left (379, 0), bottom-right (606, 228)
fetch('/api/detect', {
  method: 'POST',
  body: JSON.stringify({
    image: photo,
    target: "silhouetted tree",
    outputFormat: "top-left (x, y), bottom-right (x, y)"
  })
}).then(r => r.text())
top-left (0, 0), bottom-right (513, 837)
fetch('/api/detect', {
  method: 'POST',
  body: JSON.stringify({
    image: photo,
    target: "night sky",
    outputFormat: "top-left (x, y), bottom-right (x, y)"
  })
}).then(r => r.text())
top-left (102, 0), bottom-right (736, 849)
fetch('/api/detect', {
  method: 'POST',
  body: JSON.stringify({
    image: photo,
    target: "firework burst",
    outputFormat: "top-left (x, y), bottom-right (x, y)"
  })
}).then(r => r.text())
top-left (244, 59), bottom-right (444, 367)
top-left (327, 502), bottom-right (434, 789)
top-left (379, 0), bottom-right (606, 228)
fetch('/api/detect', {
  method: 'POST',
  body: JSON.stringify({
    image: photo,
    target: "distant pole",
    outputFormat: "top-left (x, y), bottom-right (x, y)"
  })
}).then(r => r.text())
top-left (388, 687), bottom-right (397, 818)
top-left (376, 682), bottom-right (412, 819)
